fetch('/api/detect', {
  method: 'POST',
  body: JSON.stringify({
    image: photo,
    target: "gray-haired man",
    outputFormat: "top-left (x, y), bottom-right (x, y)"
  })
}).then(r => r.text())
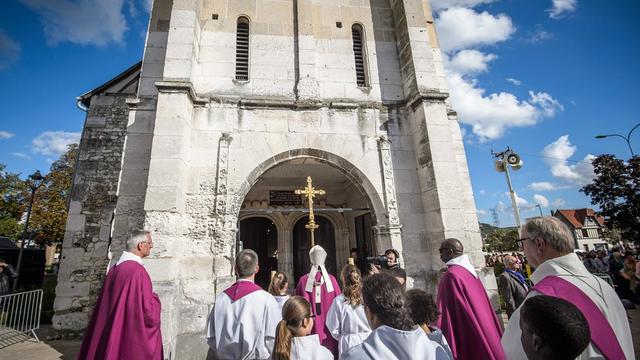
top-left (206, 249), bottom-right (281, 359)
top-left (502, 216), bottom-right (633, 359)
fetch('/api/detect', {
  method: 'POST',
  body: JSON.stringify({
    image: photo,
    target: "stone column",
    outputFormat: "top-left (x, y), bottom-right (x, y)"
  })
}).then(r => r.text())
top-left (376, 134), bottom-right (404, 266)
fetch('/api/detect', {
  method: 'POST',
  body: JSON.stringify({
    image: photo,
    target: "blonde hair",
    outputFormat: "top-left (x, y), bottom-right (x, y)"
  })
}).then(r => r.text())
top-left (272, 296), bottom-right (312, 360)
top-left (269, 271), bottom-right (289, 296)
top-left (341, 264), bottom-right (363, 307)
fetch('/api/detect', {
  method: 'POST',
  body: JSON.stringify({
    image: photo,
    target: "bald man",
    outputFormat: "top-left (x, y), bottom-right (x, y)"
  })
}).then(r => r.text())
top-left (437, 238), bottom-right (505, 360)
top-left (498, 255), bottom-right (528, 318)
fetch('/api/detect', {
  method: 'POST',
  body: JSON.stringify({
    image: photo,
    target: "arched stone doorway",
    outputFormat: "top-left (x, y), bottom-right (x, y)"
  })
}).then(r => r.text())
top-left (239, 217), bottom-right (278, 289)
top-left (292, 215), bottom-right (336, 281)
top-left (236, 151), bottom-right (390, 288)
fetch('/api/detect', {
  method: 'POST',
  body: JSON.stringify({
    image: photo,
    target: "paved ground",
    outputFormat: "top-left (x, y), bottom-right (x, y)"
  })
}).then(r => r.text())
top-left (1, 310), bottom-right (639, 359)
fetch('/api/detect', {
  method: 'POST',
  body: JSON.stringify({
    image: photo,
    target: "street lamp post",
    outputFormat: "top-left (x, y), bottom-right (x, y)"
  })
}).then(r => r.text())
top-left (13, 170), bottom-right (46, 291)
top-left (595, 121), bottom-right (639, 157)
top-left (492, 148), bottom-right (524, 233)
top-left (535, 204), bottom-right (543, 217)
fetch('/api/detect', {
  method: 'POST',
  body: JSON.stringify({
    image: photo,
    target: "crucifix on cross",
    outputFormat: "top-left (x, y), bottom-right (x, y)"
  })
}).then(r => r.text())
top-left (295, 176), bottom-right (325, 247)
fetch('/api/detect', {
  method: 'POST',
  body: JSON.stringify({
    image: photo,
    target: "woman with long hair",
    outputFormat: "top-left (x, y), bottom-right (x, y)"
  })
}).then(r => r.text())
top-left (272, 296), bottom-right (333, 360)
top-left (341, 273), bottom-right (448, 360)
top-left (326, 264), bottom-right (371, 357)
top-left (269, 271), bottom-right (290, 310)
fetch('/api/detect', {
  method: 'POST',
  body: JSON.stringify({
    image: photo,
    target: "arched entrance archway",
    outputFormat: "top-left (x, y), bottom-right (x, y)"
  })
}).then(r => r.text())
top-left (239, 217), bottom-right (278, 289)
top-left (292, 215), bottom-right (336, 281)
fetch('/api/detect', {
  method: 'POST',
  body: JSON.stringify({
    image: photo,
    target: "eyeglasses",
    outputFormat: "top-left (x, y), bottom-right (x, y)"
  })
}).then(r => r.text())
top-left (516, 237), bottom-right (530, 250)
top-left (307, 314), bottom-right (316, 319)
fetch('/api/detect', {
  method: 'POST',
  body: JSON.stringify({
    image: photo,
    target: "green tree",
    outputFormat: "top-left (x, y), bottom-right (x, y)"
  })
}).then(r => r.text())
top-left (0, 164), bottom-right (27, 240)
top-left (28, 144), bottom-right (78, 245)
top-left (483, 228), bottom-right (519, 252)
top-left (581, 154), bottom-right (640, 244)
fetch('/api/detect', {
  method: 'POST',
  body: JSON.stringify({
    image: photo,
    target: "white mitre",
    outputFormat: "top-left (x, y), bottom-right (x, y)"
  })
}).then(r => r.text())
top-left (304, 245), bottom-right (334, 293)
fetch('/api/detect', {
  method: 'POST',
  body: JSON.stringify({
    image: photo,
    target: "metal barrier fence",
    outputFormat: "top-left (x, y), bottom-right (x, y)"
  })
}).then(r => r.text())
top-left (0, 289), bottom-right (43, 347)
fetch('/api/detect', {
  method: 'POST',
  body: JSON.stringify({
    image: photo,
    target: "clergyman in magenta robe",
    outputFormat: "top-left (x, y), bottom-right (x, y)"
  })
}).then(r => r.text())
top-left (436, 238), bottom-right (505, 360)
top-left (78, 231), bottom-right (162, 360)
top-left (295, 245), bottom-right (341, 357)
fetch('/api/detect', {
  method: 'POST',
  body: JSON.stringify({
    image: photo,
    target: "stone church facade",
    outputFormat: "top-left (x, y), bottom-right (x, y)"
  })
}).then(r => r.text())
top-left (53, 0), bottom-right (485, 357)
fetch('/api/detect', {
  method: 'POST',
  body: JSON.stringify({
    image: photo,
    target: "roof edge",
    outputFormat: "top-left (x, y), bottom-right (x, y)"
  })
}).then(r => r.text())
top-left (77, 61), bottom-right (142, 108)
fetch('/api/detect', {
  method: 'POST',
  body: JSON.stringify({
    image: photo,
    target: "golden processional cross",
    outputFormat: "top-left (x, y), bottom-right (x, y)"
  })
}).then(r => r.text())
top-left (295, 176), bottom-right (325, 247)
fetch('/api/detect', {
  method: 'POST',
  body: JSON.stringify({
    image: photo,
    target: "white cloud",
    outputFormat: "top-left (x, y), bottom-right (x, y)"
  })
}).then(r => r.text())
top-left (430, 0), bottom-right (497, 11)
top-left (547, 0), bottom-right (577, 19)
top-left (533, 194), bottom-right (549, 207)
top-left (479, 189), bottom-right (486, 195)
top-left (0, 130), bottom-right (14, 139)
top-left (20, 0), bottom-right (128, 46)
top-left (446, 50), bottom-right (497, 75)
top-left (529, 91), bottom-right (564, 117)
top-left (477, 209), bottom-right (488, 217)
top-left (552, 198), bottom-right (566, 207)
top-left (506, 78), bottom-right (521, 86)
top-left (31, 131), bottom-right (81, 156)
top-left (528, 181), bottom-right (565, 191)
top-left (11, 152), bottom-right (30, 160)
top-left (514, 193), bottom-right (529, 207)
top-left (542, 135), bottom-right (595, 185)
top-left (435, 7), bottom-right (515, 52)
top-left (527, 25), bottom-right (553, 43)
top-left (0, 29), bottom-right (21, 70)
top-left (446, 73), bottom-right (562, 140)
top-left (495, 201), bottom-right (506, 213)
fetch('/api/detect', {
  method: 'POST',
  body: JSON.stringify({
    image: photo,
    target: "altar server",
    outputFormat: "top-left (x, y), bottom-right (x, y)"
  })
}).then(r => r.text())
top-left (341, 273), bottom-right (448, 360)
top-left (207, 249), bottom-right (281, 359)
top-left (272, 296), bottom-right (333, 360)
top-left (295, 245), bottom-right (341, 356)
top-left (326, 264), bottom-right (371, 357)
top-left (269, 271), bottom-right (291, 312)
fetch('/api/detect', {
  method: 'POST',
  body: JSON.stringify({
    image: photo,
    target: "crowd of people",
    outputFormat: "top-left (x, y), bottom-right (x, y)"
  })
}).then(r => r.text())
top-left (76, 216), bottom-right (634, 359)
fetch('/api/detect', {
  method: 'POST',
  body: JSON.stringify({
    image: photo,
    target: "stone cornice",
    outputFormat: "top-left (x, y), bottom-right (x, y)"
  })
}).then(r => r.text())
top-left (155, 80), bottom-right (208, 106)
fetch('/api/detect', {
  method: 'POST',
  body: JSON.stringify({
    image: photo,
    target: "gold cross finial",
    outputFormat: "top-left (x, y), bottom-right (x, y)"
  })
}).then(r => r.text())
top-left (295, 176), bottom-right (325, 247)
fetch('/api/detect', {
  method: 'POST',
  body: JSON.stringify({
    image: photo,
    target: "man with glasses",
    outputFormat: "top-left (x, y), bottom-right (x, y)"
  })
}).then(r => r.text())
top-left (79, 230), bottom-right (163, 359)
top-left (436, 238), bottom-right (505, 360)
top-left (502, 216), bottom-right (634, 359)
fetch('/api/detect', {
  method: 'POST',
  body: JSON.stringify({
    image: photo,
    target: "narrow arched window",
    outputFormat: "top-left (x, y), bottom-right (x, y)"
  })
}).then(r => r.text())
top-left (351, 24), bottom-right (367, 87)
top-left (235, 17), bottom-right (250, 81)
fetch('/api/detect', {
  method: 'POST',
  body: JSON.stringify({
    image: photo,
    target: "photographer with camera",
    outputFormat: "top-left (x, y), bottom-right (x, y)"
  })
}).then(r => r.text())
top-left (367, 249), bottom-right (405, 286)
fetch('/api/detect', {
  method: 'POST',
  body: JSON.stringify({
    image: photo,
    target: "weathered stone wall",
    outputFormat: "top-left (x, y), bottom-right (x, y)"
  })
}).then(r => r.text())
top-left (52, 95), bottom-right (130, 335)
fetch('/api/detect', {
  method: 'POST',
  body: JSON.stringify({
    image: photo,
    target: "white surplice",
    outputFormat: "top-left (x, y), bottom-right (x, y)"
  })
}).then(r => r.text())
top-left (206, 286), bottom-right (282, 360)
top-left (341, 325), bottom-right (451, 360)
top-left (501, 253), bottom-right (634, 360)
top-left (291, 334), bottom-right (334, 360)
top-left (325, 294), bottom-right (372, 357)
top-left (273, 294), bottom-right (290, 312)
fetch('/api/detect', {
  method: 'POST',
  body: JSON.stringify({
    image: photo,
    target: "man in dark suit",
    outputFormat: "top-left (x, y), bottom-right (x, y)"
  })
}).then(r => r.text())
top-left (498, 255), bottom-right (528, 318)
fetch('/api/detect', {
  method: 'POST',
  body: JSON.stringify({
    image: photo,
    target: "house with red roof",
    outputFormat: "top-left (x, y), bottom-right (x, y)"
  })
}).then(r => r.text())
top-left (552, 208), bottom-right (608, 251)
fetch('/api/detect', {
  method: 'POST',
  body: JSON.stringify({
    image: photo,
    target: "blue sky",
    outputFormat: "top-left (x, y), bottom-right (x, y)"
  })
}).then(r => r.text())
top-left (0, 0), bottom-right (638, 226)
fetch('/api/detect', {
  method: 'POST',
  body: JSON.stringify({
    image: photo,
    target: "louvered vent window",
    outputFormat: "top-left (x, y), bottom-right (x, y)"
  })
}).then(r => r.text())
top-left (352, 24), bottom-right (367, 87)
top-left (235, 17), bottom-right (250, 81)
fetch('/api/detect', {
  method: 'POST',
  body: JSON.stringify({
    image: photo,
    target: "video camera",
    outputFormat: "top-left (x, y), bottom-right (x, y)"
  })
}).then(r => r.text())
top-left (365, 255), bottom-right (388, 267)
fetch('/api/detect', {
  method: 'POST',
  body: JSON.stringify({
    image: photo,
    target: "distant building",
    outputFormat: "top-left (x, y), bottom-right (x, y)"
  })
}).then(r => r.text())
top-left (552, 208), bottom-right (607, 251)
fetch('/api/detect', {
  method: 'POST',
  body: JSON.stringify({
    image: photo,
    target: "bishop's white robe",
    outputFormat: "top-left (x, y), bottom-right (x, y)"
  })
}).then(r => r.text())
top-left (206, 281), bottom-right (282, 360)
top-left (501, 253), bottom-right (634, 359)
top-left (325, 294), bottom-right (372, 357)
top-left (341, 325), bottom-right (451, 360)
top-left (291, 334), bottom-right (334, 360)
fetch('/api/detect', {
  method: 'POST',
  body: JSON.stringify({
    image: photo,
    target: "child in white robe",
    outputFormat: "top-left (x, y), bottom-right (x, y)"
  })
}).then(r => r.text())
top-left (341, 273), bottom-right (449, 360)
top-left (326, 264), bottom-right (371, 357)
top-left (272, 296), bottom-right (333, 360)
top-left (269, 271), bottom-right (291, 311)
top-left (406, 288), bottom-right (454, 360)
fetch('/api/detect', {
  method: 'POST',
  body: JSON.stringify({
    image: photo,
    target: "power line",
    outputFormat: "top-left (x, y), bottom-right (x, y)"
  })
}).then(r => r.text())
top-left (518, 152), bottom-right (593, 165)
